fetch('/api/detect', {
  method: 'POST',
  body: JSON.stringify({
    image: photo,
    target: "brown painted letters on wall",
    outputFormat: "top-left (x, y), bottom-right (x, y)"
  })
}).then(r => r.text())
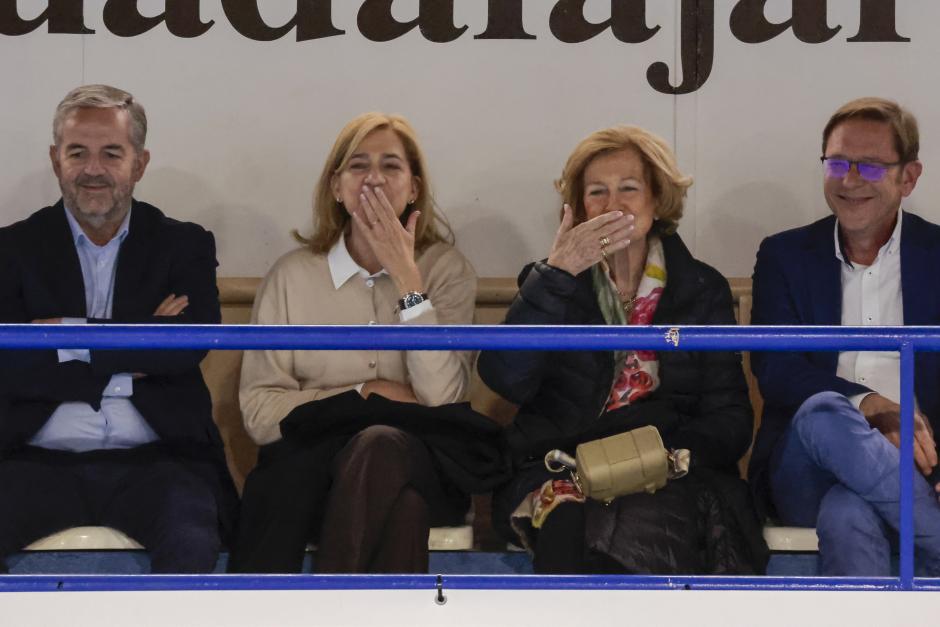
top-left (0, 0), bottom-right (911, 94)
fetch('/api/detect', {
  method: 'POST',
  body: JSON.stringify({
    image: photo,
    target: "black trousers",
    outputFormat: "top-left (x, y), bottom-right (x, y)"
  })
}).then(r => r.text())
top-left (0, 446), bottom-right (221, 574)
top-left (230, 425), bottom-right (468, 574)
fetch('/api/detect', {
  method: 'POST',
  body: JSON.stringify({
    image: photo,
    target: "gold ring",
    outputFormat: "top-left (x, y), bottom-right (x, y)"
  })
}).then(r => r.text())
top-left (600, 236), bottom-right (611, 248)
top-left (600, 248), bottom-right (608, 260)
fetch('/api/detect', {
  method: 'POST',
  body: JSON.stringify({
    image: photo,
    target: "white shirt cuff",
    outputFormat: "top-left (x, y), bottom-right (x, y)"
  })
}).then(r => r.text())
top-left (849, 392), bottom-right (875, 411)
top-left (399, 299), bottom-right (432, 322)
top-left (57, 318), bottom-right (89, 363)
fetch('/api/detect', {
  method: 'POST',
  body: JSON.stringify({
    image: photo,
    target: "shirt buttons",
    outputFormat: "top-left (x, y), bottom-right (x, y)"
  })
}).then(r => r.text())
top-left (368, 361), bottom-right (376, 369)
top-left (366, 279), bottom-right (375, 288)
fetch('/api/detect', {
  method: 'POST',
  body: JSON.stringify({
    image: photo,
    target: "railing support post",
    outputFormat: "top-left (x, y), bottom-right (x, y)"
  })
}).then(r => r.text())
top-left (900, 342), bottom-right (915, 590)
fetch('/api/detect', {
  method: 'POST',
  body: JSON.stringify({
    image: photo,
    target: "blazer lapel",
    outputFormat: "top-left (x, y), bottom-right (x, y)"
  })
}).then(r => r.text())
top-left (804, 217), bottom-right (842, 326)
top-left (901, 212), bottom-right (935, 325)
top-left (801, 217), bottom-right (842, 373)
top-left (112, 202), bottom-right (151, 319)
top-left (40, 202), bottom-right (87, 318)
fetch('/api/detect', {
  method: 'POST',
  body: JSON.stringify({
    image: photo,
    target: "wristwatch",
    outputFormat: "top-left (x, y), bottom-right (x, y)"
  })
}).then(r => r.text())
top-left (398, 291), bottom-right (429, 311)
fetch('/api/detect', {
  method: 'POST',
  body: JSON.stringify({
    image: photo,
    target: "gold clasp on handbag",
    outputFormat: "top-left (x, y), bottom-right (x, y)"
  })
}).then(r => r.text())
top-left (544, 449), bottom-right (584, 495)
top-left (544, 449), bottom-right (577, 473)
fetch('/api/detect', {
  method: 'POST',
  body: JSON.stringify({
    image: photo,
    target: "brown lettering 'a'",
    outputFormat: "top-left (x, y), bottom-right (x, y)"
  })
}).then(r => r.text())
top-left (103, 0), bottom-right (213, 38)
top-left (0, 0), bottom-right (92, 35)
top-left (731, 0), bottom-right (839, 44)
top-left (549, 0), bottom-right (659, 44)
top-left (221, 0), bottom-right (343, 42)
top-left (358, 0), bottom-right (466, 43)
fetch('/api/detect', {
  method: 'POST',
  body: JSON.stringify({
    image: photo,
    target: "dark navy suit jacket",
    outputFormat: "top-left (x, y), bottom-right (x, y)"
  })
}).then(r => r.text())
top-left (0, 200), bottom-right (237, 533)
top-left (747, 211), bottom-right (940, 515)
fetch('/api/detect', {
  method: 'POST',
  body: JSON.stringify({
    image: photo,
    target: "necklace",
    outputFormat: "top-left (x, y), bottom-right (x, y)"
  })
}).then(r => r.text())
top-left (615, 286), bottom-right (639, 314)
top-left (621, 296), bottom-right (638, 315)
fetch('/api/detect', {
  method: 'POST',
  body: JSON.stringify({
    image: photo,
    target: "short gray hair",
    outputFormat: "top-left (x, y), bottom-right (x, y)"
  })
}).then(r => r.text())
top-left (53, 85), bottom-right (148, 153)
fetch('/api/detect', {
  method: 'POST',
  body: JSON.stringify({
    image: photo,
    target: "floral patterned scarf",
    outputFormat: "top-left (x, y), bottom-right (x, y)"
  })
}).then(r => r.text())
top-left (592, 236), bottom-right (667, 412)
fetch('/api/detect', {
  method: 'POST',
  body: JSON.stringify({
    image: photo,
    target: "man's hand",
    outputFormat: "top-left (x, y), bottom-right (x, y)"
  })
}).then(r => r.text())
top-left (360, 379), bottom-right (418, 404)
top-left (861, 393), bottom-right (938, 476)
top-left (31, 318), bottom-right (63, 324)
top-left (125, 294), bottom-right (188, 381)
top-left (154, 293), bottom-right (188, 316)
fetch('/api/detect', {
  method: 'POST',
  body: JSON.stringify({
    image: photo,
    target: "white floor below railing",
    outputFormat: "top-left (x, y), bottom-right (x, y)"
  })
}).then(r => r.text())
top-left (2, 587), bottom-right (938, 627)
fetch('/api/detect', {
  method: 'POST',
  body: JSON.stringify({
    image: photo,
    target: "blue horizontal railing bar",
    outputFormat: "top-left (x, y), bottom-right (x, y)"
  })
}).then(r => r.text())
top-left (0, 574), bottom-right (436, 593)
top-left (1, 322), bottom-right (937, 593)
top-left (440, 574), bottom-right (905, 592)
top-left (4, 324), bottom-right (940, 352)
top-left (0, 574), bottom-right (917, 593)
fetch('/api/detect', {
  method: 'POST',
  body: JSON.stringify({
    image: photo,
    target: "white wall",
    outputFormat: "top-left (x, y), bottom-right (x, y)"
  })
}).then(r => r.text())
top-left (0, 0), bottom-right (935, 279)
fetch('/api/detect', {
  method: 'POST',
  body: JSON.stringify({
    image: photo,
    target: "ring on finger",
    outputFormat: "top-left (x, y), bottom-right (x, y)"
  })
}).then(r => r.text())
top-left (600, 248), bottom-right (608, 260)
top-left (599, 236), bottom-right (611, 248)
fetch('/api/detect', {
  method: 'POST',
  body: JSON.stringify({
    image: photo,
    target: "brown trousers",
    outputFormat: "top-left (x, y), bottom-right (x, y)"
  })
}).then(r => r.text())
top-left (232, 425), bottom-right (466, 573)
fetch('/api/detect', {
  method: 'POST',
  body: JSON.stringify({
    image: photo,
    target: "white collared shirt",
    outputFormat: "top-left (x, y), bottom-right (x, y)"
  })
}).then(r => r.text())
top-left (835, 211), bottom-right (904, 406)
top-left (327, 232), bottom-right (432, 322)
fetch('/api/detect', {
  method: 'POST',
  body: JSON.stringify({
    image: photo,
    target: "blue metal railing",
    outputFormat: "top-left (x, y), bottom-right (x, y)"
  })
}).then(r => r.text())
top-left (0, 323), bottom-right (936, 593)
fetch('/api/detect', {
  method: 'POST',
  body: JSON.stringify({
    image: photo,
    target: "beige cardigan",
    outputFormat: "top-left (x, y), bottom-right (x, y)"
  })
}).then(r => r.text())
top-left (239, 241), bottom-right (477, 445)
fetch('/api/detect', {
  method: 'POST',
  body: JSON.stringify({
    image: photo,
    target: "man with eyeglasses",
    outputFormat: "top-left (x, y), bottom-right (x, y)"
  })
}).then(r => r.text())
top-left (748, 97), bottom-right (940, 576)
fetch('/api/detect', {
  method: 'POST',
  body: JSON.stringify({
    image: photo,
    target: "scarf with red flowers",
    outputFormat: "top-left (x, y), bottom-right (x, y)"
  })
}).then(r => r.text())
top-left (592, 236), bottom-right (667, 411)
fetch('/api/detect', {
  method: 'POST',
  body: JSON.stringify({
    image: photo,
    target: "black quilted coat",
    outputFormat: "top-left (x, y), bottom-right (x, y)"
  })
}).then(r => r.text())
top-left (477, 233), bottom-right (768, 574)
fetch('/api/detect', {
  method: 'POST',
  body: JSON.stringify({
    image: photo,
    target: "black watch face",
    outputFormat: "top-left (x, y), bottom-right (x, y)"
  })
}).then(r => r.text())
top-left (402, 293), bottom-right (424, 309)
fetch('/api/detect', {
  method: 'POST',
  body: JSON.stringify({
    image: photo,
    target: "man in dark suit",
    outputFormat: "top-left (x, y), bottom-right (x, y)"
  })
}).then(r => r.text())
top-left (749, 97), bottom-right (940, 576)
top-left (0, 85), bottom-right (236, 573)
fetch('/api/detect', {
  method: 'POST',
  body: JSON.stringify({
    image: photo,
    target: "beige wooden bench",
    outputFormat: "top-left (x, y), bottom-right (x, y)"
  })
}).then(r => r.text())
top-left (25, 276), bottom-right (817, 555)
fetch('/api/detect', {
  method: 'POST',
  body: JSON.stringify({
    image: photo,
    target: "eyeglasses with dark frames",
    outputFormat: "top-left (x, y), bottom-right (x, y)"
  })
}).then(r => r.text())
top-left (820, 157), bottom-right (903, 182)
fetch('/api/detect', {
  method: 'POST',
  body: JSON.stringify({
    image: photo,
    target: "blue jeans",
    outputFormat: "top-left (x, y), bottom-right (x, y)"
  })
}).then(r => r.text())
top-left (769, 391), bottom-right (940, 576)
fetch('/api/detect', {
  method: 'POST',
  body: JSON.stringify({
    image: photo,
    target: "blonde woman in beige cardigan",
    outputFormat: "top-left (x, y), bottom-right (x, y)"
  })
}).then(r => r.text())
top-left (232, 113), bottom-right (476, 574)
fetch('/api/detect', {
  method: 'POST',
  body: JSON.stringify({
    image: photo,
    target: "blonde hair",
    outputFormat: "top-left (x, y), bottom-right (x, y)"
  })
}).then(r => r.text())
top-left (296, 112), bottom-right (451, 254)
top-left (823, 97), bottom-right (919, 163)
top-left (556, 125), bottom-right (692, 235)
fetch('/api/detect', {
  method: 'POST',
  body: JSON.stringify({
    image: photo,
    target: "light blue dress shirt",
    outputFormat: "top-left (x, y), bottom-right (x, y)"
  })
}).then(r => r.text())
top-left (28, 207), bottom-right (159, 452)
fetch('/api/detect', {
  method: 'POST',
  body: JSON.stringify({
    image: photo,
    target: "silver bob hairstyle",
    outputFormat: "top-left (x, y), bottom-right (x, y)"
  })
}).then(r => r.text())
top-left (53, 84), bottom-right (148, 153)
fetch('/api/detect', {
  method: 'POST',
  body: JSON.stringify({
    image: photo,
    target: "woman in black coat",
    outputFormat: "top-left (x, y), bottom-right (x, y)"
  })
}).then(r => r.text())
top-left (477, 125), bottom-right (767, 574)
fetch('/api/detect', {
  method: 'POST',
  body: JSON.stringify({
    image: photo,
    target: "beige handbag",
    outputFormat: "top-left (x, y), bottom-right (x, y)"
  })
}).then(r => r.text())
top-left (545, 425), bottom-right (690, 504)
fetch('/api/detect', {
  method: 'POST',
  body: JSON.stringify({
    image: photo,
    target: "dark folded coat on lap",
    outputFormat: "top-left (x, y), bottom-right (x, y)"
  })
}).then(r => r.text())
top-left (279, 390), bottom-right (511, 495)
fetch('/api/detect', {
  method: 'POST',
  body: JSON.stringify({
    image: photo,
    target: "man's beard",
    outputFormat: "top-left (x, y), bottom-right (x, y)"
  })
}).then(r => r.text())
top-left (60, 174), bottom-right (133, 229)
